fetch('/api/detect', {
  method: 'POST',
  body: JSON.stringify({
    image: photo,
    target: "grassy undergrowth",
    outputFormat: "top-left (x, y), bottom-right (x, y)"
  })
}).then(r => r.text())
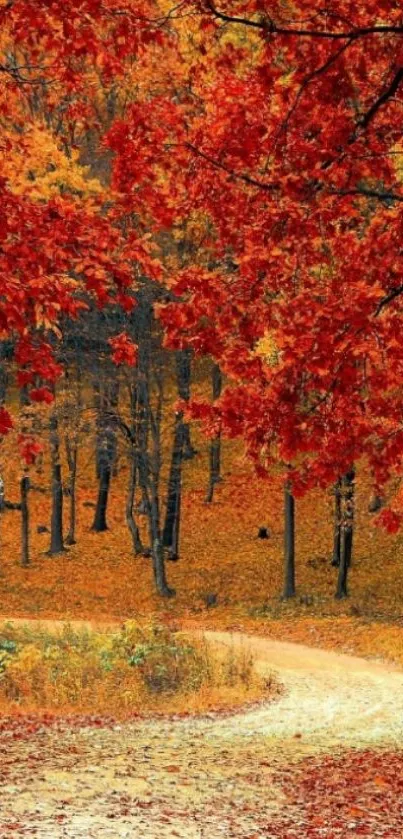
top-left (0, 621), bottom-right (271, 717)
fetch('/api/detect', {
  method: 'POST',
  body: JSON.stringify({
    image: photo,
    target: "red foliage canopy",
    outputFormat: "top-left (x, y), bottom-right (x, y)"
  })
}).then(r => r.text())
top-left (109, 0), bottom-right (403, 503)
top-left (2, 0), bottom-right (403, 509)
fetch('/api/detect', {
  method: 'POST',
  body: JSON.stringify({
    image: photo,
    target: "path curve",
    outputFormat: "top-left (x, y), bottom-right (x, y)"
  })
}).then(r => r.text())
top-left (0, 619), bottom-right (403, 837)
top-left (198, 630), bottom-right (403, 748)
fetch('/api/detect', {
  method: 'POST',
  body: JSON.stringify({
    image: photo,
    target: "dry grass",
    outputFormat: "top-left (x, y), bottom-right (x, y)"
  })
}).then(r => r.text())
top-left (0, 621), bottom-right (270, 717)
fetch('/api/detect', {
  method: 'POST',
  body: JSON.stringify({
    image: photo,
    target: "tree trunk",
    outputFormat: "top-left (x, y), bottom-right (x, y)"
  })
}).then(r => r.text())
top-left (93, 364), bottom-right (102, 481)
top-left (176, 350), bottom-right (197, 459)
top-left (162, 416), bottom-right (184, 560)
top-left (147, 448), bottom-right (175, 596)
top-left (335, 470), bottom-right (355, 599)
top-left (152, 535), bottom-right (175, 597)
top-left (91, 383), bottom-right (117, 533)
top-left (65, 435), bottom-right (77, 545)
top-left (282, 482), bottom-right (296, 598)
top-left (49, 415), bottom-right (65, 555)
top-left (150, 344), bottom-right (174, 596)
top-left (136, 338), bottom-right (151, 517)
top-left (205, 363), bottom-right (222, 503)
top-left (126, 450), bottom-right (143, 555)
top-left (331, 478), bottom-right (342, 567)
top-left (133, 287), bottom-right (174, 596)
top-left (92, 461), bottom-right (111, 532)
top-left (20, 476), bottom-right (30, 567)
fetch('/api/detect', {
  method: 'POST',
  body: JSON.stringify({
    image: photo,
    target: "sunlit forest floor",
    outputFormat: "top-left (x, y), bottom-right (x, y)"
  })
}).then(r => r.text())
top-left (0, 423), bottom-right (403, 667)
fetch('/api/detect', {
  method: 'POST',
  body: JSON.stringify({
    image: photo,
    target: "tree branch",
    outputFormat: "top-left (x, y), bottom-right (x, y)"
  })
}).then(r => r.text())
top-left (375, 285), bottom-right (403, 316)
top-left (359, 67), bottom-right (403, 129)
top-left (205, 1), bottom-right (403, 40)
top-left (185, 142), bottom-right (278, 192)
top-left (332, 187), bottom-right (403, 203)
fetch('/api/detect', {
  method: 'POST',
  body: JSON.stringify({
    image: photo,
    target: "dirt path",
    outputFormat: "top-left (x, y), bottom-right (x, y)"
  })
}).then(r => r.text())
top-left (1, 621), bottom-right (403, 837)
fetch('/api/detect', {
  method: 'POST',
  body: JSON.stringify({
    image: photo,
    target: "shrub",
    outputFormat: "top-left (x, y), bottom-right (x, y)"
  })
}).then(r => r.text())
top-left (0, 621), bottom-right (269, 716)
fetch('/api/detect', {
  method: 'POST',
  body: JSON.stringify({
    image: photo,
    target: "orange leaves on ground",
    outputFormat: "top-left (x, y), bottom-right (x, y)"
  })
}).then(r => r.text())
top-left (0, 426), bottom-right (403, 670)
top-left (270, 750), bottom-right (403, 838)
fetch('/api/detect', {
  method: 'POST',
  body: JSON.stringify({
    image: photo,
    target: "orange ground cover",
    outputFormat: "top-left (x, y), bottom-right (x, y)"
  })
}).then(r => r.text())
top-left (0, 425), bottom-right (402, 665)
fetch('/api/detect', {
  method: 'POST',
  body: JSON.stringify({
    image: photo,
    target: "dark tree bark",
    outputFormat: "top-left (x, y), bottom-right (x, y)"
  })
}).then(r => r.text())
top-left (331, 478), bottom-right (342, 567)
top-left (282, 482), bottom-right (296, 599)
top-left (205, 363), bottom-right (222, 503)
top-left (125, 379), bottom-right (144, 555)
top-left (126, 445), bottom-right (144, 555)
top-left (127, 285), bottom-right (174, 595)
top-left (49, 415), bottom-right (65, 555)
top-left (91, 380), bottom-right (118, 533)
top-left (148, 483), bottom-right (175, 597)
top-left (20, 476), bottom-right (30, 567)
top-left (149, 356), bottom-right (175, 597)
top-left (65, 435), bottom-right (78, 545)
top-left (93, 372), bottom-right (102, 481)
top-left (176, 350), bottom-right (197, 459)
top-left (64, 343), bottom-right (83, 545)
top-left (91, 458), bottom-right (111, 532)
top-left (162, 414), bottom-right (184, 560)
top-left (135, 308), bottom-right (152, 523)
top-left (335, 469), bottom-right (355, 599)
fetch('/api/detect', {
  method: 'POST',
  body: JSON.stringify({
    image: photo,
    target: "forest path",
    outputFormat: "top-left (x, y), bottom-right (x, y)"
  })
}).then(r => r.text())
top-left (0, 621), bottom-right (403, 837)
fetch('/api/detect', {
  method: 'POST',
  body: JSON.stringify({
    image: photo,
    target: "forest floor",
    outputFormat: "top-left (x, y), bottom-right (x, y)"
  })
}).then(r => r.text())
top-left (1, 431), bottom-right (403, 669)
top-left (0, 626), bottom-right (403, 837)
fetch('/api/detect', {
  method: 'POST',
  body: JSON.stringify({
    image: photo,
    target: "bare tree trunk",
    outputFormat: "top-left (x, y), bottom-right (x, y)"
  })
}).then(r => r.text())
top-left (162, 415), bottom-right (184, 560)
top-left (282, 482), bottom-right (296, 599)
top-left (92, 460), bottom-right (111, 532)
top-left (126, 448), bottom-right (143, 555)
top-left (20, 476), bottom-right (30, 567)
top-left (146, 344), bottom-right (175, 596)
top-left (205, 363), bottom-right (222, 503)
top-left (148, 489), bottom-right (175, 597)
top-left (65, 346), bottom-right (83, 545)
top-left (176, 350), bottom-right (197, 459)
top-left (65, 435), bottom-right (77, 545)
top-left (49, 415), bottom-right (65, 555)
top-left (135, 298), bottom-right (152, 514)
top-left (91, 380), bottom-right (117, 533)
top-left (331, 478), bottom-right (342, 567)
top-left (335, 470), bottom-right (355, 599)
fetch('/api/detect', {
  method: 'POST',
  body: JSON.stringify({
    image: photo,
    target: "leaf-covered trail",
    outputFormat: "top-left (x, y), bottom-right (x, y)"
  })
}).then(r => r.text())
top-left (1, 626), bottom-right (403, 837)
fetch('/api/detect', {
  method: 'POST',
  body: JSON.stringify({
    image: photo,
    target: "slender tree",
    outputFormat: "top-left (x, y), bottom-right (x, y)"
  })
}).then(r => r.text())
top-left (283, 482), bottom-right (296, 599)
top-left (331, 478), bottom-right (342, 567)
top-left (48, 413), bottom-right (64, 555)
top-left (205, 362), bottom-right (222, 503)
top-left (20, 475), bottom-right (30, 567)
top-left (335, 470), bottom-right (355, 599)
top-left (176, 350), bottom-right (197, 460)
top-left (162, 412), bottom-right (185, 560)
